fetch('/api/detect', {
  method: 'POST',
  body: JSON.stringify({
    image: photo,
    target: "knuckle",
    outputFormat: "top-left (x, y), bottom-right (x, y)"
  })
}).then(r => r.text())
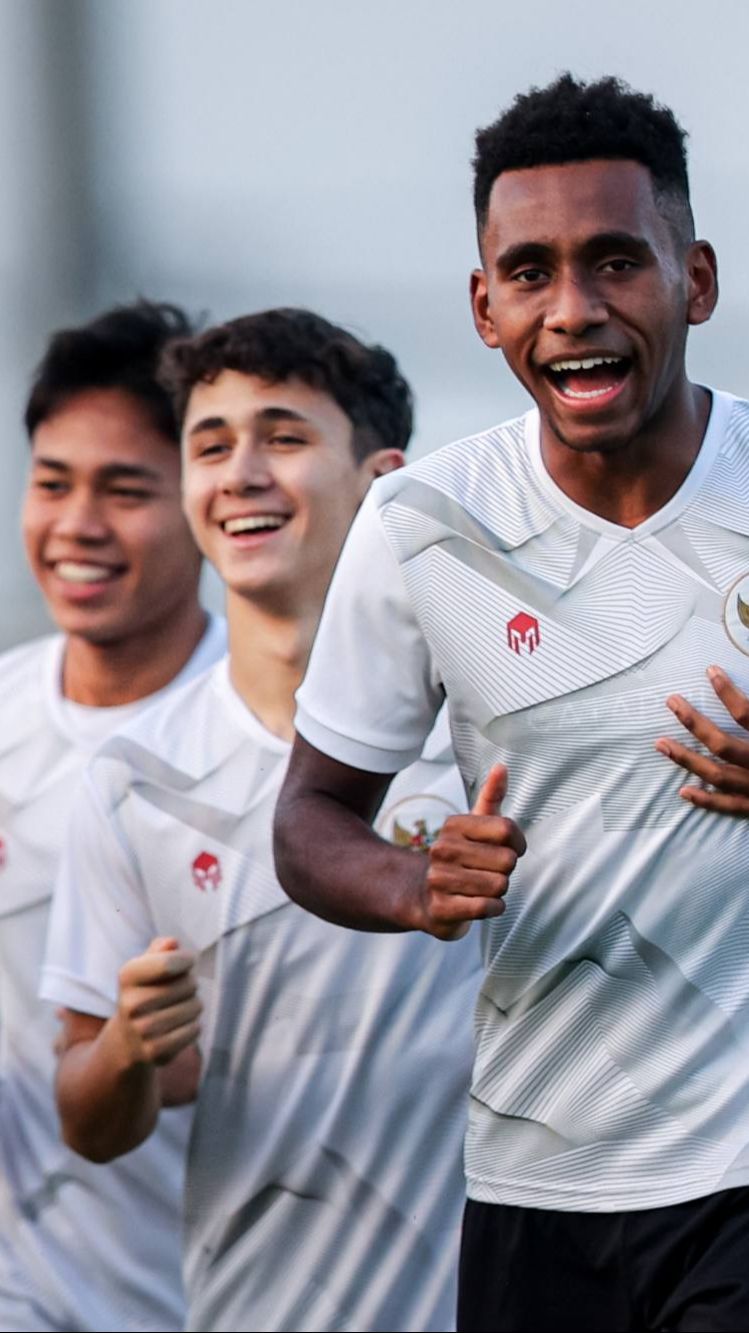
top-left (442, 815), bottom-right (464, 836)
top-left (428, 835), bottom-right (452, 863)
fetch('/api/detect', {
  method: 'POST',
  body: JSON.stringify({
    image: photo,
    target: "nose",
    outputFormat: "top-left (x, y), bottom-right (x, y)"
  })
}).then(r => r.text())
top-left (543, 269), bottom-right (609, 337)
top-left (53, 489), bottom-right (110, 543)
top-left (221, 439), bottom-right (273, 494)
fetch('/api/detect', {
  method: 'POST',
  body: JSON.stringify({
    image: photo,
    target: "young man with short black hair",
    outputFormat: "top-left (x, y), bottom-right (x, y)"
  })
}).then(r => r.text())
top-left (275, 77), bottom-right (749, 1331)
top-left (43, 308), bottom-right (481, 1333)
top-left (0, 301), bottom-right (225, 1331)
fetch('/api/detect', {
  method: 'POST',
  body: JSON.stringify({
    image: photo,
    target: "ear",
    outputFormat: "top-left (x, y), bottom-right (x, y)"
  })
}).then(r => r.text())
top-left (686, 240), bottom-right (718, 327)
top-left (360, 448), bottom-right (406, 482)
top-left (470, 268), bottom-right (502, 349)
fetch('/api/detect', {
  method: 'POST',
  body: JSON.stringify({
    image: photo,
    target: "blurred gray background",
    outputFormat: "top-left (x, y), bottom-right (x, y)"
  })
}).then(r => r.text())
top-left (3, 0), bottom-right (748, 646)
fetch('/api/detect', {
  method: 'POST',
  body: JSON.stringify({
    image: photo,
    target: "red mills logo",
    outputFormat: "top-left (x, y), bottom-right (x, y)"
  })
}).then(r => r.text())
top-left (0, 837), bottom-right (5, 871)
top-left (192, 850), bottom-right (222, 891)
top-left (507, 611), bottom-right (540, 655)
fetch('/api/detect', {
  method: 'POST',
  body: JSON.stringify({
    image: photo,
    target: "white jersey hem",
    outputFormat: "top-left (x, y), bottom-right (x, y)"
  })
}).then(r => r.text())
top-left (465, 1168), bottom-right (749, 1213)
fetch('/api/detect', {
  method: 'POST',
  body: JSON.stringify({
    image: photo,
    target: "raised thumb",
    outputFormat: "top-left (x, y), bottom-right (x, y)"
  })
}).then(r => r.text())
top-left (472, 764), bottom-right (508, 817)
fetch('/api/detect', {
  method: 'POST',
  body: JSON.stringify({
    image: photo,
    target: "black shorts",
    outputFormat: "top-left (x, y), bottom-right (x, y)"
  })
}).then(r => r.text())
top-left (458, 1189), bottom-right (749, 1332)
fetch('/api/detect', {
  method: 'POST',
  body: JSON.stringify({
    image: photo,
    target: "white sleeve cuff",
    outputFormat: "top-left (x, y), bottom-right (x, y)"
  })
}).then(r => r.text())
top-left (39, 965), bottom-right (117, 1020)
top-left (294, 706), bottom-right (425, 774)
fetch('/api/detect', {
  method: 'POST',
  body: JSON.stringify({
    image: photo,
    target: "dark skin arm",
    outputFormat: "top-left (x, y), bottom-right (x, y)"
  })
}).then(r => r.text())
top-left (273, 735), bottom-right (526, 939)
top-left (655, 666), bottom-right (749, 813)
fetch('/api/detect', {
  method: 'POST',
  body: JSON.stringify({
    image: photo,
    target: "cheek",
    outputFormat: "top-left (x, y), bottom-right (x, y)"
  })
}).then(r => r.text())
top-left (122, 507), bottom-right (198, 568)
top-left (19, 497), bottom-right (44, 566)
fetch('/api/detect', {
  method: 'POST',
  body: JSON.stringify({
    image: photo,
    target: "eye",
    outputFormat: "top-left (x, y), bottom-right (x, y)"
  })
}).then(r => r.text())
top-left (197, 441), bottom-right (230, 459)
top-left (35, 478), bottom-right (68, 494)
top-left (600, 257), bottom-right (638, 274)
top-left (110, 488), bottom-right (152, 501)
top-left (512, 268), bottom-right (547, 286)
top-left (269, 433), bottom-right (307, 447)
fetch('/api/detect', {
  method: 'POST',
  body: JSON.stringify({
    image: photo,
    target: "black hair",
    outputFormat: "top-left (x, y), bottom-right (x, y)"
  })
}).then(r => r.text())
top-left (473, 73), bottom-right (694, 246)
top-left (25, 299), bottom-right (194, 442)
top-left (159, 307), bottom-right (413, 461)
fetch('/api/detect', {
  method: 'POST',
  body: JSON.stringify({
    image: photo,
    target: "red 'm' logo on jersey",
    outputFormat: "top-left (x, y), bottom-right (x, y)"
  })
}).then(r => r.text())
top-left (0, 837), bottom-right (6, 871)
top-left (507, 611), bottom-right (540, 655)
top-left (192, 851), bottom-right (222, 891)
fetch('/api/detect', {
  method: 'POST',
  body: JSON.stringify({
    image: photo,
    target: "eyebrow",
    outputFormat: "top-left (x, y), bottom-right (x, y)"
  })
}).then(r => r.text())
top-left (188, 406), bottom-right (310, 437)
top-left (496, 231), bottom-right (653, 274)
top-left (32, 456), bottom-right (162, 483)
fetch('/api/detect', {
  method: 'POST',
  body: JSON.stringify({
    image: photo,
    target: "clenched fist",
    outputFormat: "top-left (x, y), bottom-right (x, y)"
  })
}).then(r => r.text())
top-left (418, 764), bottom-right (526, 940)
top-left (114, 936), bottom-right (202, 1068)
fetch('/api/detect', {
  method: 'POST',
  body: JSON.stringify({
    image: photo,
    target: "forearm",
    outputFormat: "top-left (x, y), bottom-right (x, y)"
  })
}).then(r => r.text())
top-left (57, 1017), bottom-right (161, 1163)
top-left (275, 785), bottom-right (428, 932)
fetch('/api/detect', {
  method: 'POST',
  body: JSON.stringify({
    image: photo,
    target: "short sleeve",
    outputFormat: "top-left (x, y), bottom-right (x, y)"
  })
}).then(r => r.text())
top-left (40, 766), bottom-right (155, 1018)
top-left (295, 488), bottom-right (443, 773)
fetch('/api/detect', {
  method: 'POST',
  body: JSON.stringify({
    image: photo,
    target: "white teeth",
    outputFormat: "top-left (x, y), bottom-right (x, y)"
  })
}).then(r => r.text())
top-left (549, 356), bottom-right (624, 372)
top-left (224, 515), bottom-right (286, 535)
top-left (559, 384), bottom-right (616, 400)
top-left (55, 562), bottom-right (116, 583)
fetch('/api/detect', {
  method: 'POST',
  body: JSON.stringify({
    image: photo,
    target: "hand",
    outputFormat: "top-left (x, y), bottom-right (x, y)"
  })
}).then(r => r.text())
top-left (655, 666), bottom-right (749, 814)
top-left (114, 936), bottom-right (202, 1068)
top-left (419, 764), bottom-right (526, 940)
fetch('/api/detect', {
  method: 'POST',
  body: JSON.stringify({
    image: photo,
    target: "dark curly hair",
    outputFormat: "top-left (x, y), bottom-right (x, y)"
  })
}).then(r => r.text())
top-left (159, 308), bottom-right (413, 461)
top-left (25, 299), bottom-right (194, 443)
top-left (473, 73), bottom-right (694, 247)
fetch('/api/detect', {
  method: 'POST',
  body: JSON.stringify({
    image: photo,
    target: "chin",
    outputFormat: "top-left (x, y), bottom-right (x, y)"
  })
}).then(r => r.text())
top-left (50, 607), bottom-right (130, 644)
top-left (550, 416), bottom-right (640, 456)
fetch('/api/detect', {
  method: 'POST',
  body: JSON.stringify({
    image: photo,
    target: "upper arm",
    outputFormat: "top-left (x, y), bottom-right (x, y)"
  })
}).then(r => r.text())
top-left (280, 734), bottom-right (393, 822)
top-left (294, 490), bottom-right (443, 773)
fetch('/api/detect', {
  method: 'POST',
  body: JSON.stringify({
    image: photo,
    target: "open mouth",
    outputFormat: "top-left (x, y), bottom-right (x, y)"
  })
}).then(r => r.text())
top-left (52, 561), bottom-right (123, 585)
top-left (543, 355), bottom-right (632, 403)
top-left (221, 515), bottom-right (289, 538)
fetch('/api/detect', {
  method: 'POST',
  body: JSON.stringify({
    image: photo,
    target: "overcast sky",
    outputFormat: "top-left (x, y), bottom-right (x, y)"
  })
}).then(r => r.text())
top-left (3, 0), bottom-right (748, 643)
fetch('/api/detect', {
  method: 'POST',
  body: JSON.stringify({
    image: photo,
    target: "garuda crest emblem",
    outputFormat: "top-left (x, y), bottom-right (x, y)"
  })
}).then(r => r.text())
top-left (723, 573), bottom-right (749, 656)
top-left (375, 794), bottom-right (461, 854)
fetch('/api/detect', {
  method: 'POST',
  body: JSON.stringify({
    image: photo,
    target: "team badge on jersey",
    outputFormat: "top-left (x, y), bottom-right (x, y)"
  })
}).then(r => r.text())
top-left (192, 850), bottom-right (222, 891)
top-left (507, 610), bottom-right (540, 655)
top-left (723, 573), bottom-right (749, 656)
top-left (375, 794), bottom-right (459, 853)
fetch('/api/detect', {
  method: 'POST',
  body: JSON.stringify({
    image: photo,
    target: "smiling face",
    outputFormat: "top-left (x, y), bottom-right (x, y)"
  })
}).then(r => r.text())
top-left (181, 370), bottom-right (401, 610)
top-left (22, 387), bottom-right (202, 643)
top-left (470, 159), bottom-right (717, 454)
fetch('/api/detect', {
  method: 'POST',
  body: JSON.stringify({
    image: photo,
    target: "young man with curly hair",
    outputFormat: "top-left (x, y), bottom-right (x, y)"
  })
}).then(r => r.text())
top-left (275, 77), bottom-right (749, 1331)
top-left (0, 301), bottom-right (226, 1331)
top-left (42, 309), bottom-right (481, 1333)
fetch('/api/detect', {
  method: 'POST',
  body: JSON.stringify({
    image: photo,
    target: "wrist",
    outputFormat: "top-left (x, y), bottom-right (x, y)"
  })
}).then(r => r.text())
top-left (393, 852), bottom-right (432, 933)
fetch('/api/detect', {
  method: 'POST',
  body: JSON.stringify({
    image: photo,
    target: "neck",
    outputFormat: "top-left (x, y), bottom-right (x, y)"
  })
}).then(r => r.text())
top-left (226, 588), bottom-right (320, 741)
top-left (539, 379), bottom-right (711, 528)
top-left (62, 600), bottom-right (207, 706)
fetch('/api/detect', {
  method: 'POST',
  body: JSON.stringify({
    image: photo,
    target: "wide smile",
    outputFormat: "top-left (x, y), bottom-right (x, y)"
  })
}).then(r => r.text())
top-left (542, 355), bottom-right (633, 411)
top-left (220, 513), bottom-right (291, 547)
top-left (47, 559), bottom-right (126, 600)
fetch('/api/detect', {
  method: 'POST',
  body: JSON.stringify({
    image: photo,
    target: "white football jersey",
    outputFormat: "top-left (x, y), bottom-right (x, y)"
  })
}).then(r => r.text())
top-left (296, 390), bottom-right (749, 1213)
top-left (0, 617), bottom-right (225, 1331)
top-left (42, 659), bottom-right (482, 1333)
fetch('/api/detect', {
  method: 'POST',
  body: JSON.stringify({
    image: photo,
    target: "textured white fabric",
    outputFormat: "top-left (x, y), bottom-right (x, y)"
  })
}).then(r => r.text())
top-left (43, 660), bottom-right (482, 1332)
top-left (0, 616), bottom-right (226, 1331)
top-left (296, 391), bottom-right (749, 1212)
